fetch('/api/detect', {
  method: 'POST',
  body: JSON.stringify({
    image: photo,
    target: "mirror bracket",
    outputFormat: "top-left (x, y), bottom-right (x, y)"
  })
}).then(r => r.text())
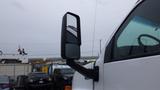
top-left (66, 59), bottom-right (99, 81)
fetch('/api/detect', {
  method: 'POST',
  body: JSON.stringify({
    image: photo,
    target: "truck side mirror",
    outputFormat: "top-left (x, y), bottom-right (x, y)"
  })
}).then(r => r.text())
top-left (61, 12), bottom-right (81, 60)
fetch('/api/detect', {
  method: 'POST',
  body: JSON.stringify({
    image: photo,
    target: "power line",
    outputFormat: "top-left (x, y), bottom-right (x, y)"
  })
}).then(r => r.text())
top-left (92, 0), bottom-right (98, 56)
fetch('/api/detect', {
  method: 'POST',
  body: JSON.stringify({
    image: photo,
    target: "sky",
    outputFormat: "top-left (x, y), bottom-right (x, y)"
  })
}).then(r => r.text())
top-left (0, 0), bottom-right (97, 57)
top-left (0, 0), bottom-right (137, 57)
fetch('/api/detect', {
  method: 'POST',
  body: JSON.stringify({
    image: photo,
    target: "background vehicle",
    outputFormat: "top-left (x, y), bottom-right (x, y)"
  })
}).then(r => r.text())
top-left (0, 75), bottom-right (12, 90)
top-left (14, 75), bottom-right (28, 90)
top-left (48, 64), bottom-right (74, 90)
top-left (26, 72), bottom-right (52, 89)
top-left (61, 0), bottom-right (160, 90)
top-left (53, 68), bottom-right (74, 90)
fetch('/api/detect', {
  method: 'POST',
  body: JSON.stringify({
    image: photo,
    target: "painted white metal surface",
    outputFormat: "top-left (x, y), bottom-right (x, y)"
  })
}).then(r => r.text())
top-left (72, 63), bottom-right (94, 90)
top-left (104, 55), bottom-right (160, 90)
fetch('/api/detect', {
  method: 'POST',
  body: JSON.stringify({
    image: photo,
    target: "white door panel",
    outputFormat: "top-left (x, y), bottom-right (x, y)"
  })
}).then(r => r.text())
top-left (104, 55), bottom-right (160, 90)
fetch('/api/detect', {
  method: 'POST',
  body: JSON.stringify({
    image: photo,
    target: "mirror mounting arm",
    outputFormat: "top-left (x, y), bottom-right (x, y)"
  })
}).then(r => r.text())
top-left (66, 59), bottom-right (99, 81)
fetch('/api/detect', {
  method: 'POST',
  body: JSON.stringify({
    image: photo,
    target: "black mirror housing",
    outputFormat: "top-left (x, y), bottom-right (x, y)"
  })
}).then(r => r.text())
top-left (61, 12), bottom-right (99, 81)
top-left (61, 12), bottom-right (81, 59)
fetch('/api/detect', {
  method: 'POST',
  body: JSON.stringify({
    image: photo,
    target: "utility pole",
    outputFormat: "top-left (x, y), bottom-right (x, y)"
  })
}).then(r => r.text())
top-left (100, 39), bottom-right (102, 54)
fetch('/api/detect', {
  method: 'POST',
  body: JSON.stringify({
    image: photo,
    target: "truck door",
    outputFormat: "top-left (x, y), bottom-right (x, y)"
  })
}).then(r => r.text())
top-left (104, 0), bottom-right (160, 90)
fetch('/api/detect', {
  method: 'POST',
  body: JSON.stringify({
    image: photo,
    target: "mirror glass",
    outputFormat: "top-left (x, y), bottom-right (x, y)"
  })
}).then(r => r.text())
top-left (67, 14), bottom-right (77, 28)
top-left (65, 44), bottom-right (80, 59)
top-left (66, 14), bottom-right (78, 44)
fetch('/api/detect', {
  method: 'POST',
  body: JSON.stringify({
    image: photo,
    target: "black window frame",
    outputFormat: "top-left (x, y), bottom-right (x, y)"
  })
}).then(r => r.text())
top-left (104, 0), bottom-right (160, 63)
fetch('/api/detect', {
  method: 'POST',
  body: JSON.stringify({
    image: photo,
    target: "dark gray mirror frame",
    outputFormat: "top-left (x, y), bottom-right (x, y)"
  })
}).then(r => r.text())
top-left (61, 12), bottom-right (81, 59)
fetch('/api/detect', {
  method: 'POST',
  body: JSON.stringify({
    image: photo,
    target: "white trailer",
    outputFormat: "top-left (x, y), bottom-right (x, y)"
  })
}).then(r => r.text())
top-left (0, 64), bottom-right (32, 79)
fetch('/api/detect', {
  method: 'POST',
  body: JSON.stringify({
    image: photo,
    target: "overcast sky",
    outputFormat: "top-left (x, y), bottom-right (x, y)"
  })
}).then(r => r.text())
top-left (0, 0), bottom-right (97, 57)
top-left (0, 0), bottom-right (137, 57)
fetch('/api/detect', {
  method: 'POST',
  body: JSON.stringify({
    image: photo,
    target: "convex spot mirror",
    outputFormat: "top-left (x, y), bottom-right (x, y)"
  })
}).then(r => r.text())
top-left (61, 12), bottom-right (81, 59)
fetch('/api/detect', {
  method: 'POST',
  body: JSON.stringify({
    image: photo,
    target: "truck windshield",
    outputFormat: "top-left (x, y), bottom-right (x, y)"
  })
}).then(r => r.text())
top-left (112, 0), bottom-right (160, 60)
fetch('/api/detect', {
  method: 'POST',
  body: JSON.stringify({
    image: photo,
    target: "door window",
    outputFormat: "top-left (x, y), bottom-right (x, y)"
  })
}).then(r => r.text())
top-left (105, 0), bottom-right (160, 62)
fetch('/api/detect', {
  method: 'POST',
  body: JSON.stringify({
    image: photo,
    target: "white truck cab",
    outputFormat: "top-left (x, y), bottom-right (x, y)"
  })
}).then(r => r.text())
top-left (61, 0), bottom-right (160, 90)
